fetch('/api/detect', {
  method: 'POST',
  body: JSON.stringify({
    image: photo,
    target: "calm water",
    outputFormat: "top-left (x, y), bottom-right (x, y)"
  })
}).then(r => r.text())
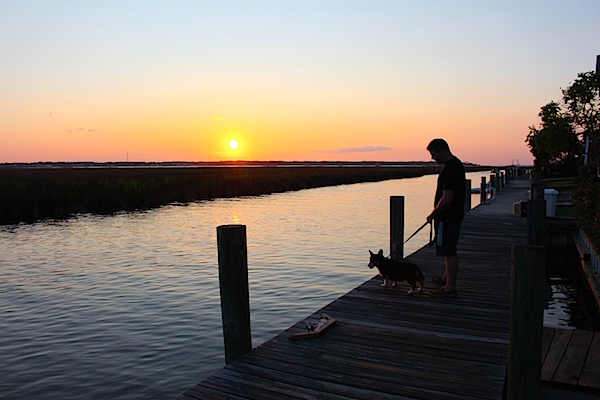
top-left (543, 248), bottom-right (599, 331)
top-left (0, 171), bottom-right (536, 399)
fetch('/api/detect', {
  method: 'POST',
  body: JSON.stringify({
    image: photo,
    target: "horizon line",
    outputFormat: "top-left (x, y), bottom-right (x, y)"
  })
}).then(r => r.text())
top-left (0, 160), bottom-right (522, 167)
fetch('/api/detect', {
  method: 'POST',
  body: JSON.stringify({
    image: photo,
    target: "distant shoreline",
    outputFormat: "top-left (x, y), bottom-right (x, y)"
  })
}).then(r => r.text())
top-left (0, 160), bottom-right (488, 169)
top-left (0, 164), bottom-right (492, 225)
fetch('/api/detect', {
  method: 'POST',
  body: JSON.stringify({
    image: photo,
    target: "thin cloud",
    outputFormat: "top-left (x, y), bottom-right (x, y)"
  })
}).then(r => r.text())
top-left (66, 128), bottom-right (98, 133)
top-left (212, 116), bottom-right (225, 121)
top-left (318, 145), bottom-right (391, 153)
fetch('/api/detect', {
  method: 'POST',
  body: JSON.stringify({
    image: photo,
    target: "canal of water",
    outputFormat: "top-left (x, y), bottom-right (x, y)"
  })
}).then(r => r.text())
top-left (544, 247), bottom-right (600, 331)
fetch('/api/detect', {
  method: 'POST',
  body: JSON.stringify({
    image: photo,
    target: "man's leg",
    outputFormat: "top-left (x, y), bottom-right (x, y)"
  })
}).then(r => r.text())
top-left (444, 255), bottom-right (458, 292)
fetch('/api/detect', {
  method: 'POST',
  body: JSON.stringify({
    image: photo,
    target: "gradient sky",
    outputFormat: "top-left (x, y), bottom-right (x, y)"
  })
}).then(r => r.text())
top-left (1, 1), bottom-right (598, 165)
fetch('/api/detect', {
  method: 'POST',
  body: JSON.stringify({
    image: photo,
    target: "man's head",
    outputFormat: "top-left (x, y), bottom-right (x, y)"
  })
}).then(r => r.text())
top-left (427, 138), bottom-right (453, 163)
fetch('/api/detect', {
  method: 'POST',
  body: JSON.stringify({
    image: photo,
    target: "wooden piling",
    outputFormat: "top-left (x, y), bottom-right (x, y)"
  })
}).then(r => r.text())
top-left (527, 199), bottom-right (546, 246)
top-left (507, 244), bottom-right (545, 400)
top-left (464, 179), bottom-right (471, 214)
top-left (390, 196), bottom-right (404, 261)
top-left (531, 180), bottom-right (544, 200)
top-left (216, 224), bottom-right (252, 364)
top-left (480, 176), bottom-right (487, 204)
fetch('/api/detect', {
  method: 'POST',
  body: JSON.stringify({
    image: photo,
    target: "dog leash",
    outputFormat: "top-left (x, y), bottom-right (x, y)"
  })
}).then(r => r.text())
top-left (389, 221), bottom-right (433, 260)
top-left (403, 221), bottom-right (433, 245)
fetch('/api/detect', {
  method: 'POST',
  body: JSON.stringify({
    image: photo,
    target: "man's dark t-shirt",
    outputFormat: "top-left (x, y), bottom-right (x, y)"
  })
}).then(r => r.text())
top-left (434, 156), bottom-right (466, 222)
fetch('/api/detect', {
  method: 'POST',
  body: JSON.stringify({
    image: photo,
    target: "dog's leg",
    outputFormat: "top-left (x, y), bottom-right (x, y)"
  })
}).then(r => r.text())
top-left (381, 278), bottom-right (387, 287)
top-left (405, 280), bottom-right (415, 295)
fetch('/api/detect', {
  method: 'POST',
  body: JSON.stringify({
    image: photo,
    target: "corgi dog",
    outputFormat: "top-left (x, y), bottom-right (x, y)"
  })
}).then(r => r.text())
top-left (368, 249), bottom-right (425, 294)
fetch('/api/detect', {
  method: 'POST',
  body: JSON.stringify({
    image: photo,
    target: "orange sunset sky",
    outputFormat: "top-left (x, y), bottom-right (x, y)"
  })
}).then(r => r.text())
top-left (1, 1), bottom-right (599, 165)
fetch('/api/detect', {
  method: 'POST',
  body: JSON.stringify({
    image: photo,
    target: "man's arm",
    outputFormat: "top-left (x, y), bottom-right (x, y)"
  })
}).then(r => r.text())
top-left (426, 189), bottom-right (455, 223)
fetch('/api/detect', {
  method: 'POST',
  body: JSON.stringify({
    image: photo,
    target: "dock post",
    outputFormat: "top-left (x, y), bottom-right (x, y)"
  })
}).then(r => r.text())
top-left (496, 173), bottom-right (501, 192)
top-left (480, 177), bottom-right (487, 204)
top-left (217, 224), bottom-right (252, 364)
top-left (390, 196), bottom-right (404, 261)
top-left (464, 179), bottom-right (471, 214)
top-left (528, 180), bottom-right (546, 246)
top-left (527, 199), bottom-right (546, 246)
top-left (531, 180), bottom-right (544, 200)
top-left (507, 244), bottom-right (545, 400)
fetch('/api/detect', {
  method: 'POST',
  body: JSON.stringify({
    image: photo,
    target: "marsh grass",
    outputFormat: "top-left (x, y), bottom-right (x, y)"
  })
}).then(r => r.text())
top-left (0, 165), bottom-right (487, 225)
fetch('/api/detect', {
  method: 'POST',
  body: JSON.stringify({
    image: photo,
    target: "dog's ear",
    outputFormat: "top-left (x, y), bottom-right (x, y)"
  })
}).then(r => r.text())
top-left (369, 249), bottom-right (374, 255)
top-left (378, 249), bottom-right (384, 255)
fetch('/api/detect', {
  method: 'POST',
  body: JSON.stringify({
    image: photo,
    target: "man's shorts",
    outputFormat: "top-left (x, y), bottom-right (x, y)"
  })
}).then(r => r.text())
top-left (434, 220), bottom-right (461, 257)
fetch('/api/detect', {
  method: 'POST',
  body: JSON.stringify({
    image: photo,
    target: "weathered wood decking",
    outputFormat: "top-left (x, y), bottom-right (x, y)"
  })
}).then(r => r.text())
top-left (176, 177), bottom-right (598, 399)
top-left (543, 327), bottom-right (600, 392)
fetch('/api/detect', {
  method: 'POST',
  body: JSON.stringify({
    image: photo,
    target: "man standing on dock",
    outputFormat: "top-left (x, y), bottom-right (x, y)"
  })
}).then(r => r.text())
top-left (425, 138), bottom-right (466, 298)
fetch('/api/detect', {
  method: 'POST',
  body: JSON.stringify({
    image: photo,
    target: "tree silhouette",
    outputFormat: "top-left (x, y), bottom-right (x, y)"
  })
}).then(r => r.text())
top-left (526, 70), bottom-right (599, 178)
top-left (526, 101), bottom-right (581, 177)
top-left (562, 71), bottom-right (600, 175)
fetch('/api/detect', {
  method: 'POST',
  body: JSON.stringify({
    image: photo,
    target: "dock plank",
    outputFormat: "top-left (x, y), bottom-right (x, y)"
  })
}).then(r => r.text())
top-left (542, 327), bottom-right (556, 363)
top-left (542, 329), bottom-right (573, 382)
top-left (579, 332), bottom-right (600, 389)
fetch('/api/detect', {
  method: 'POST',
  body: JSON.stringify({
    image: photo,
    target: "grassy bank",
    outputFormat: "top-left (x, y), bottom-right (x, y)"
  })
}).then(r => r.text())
top-left (0, 164), bottom-right (487, 225)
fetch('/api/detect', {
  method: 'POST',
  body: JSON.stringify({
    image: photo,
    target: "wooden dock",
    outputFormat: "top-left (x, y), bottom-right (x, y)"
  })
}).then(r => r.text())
top-left (176, 177), bottom-right (600, 399)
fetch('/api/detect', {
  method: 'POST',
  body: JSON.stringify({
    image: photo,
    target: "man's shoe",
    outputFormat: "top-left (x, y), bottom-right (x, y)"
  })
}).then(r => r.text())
top-left (431, 277), bottom-right (446, 286)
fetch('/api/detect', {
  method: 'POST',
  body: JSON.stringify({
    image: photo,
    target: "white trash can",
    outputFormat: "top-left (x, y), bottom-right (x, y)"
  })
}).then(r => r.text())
top-left (544, 189), bottom-right (559, 217)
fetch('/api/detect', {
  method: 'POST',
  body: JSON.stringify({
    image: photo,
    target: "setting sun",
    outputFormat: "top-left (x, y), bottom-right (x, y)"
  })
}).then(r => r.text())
top-left (229, 139), bottom-right (239, 150)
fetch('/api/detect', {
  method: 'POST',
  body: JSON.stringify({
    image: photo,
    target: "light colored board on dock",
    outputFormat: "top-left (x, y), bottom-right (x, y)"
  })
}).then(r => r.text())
top-left (288, 313), bottom-right (336, 340)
